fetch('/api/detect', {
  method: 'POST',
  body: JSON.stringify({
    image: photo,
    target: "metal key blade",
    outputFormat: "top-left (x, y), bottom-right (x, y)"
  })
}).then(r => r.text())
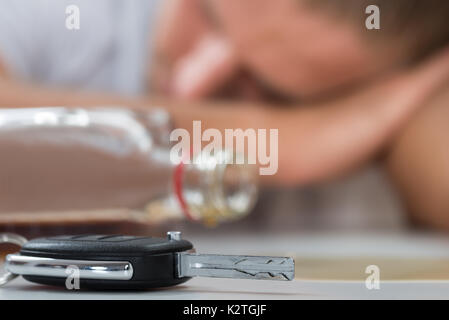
top-left (177, 253), bottom-right (294, 281)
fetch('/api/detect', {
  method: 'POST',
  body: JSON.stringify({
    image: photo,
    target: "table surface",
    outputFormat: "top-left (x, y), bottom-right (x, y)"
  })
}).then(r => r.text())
top-left (2, 231), bottom-right (449, 299)
top-left (2, 277), bottom-right (449, 300)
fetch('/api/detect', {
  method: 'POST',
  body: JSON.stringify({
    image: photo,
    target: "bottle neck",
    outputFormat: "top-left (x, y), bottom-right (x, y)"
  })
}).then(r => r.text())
top-left (174, 150), bottom-right (258, 225)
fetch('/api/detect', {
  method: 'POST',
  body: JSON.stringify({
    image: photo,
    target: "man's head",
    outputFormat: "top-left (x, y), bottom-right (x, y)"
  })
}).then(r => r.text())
top-left (156, 0), bottom-right (449, 101)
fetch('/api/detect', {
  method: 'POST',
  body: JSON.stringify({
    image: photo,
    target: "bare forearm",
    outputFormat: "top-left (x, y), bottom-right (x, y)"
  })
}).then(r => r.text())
top-left (271, 84), bottom-right (423, 185)
top-left (158, 87), bottom-right (423, 186)
top-left (0, 79), bottom-right (131, 108)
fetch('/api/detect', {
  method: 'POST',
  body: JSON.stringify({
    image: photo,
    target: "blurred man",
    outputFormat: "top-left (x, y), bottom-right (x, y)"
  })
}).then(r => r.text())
top-left (0, 0), bottom-right (449, 230)
top-left (154, 0), bottom-right (449, 231)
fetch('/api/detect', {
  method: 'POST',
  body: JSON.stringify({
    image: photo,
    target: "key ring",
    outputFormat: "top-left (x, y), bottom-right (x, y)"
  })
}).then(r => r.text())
top-left (0, 233), bottom-right (27, 287)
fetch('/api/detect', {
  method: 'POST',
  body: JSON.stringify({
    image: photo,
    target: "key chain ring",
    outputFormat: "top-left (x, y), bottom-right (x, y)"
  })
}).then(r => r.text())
top-left (0, 233), bottom-right (27, 287)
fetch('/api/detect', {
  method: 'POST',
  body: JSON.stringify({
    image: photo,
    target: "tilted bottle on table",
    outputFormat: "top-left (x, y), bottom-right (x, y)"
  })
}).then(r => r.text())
top-left (0, 107), bottom-right (258, 231)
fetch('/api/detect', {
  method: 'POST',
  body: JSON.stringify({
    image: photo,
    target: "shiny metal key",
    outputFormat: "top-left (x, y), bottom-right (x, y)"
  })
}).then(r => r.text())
top-left (177, 253), bottom-right (294, 281)
top-left (0, 231), bottom-right (294, 290)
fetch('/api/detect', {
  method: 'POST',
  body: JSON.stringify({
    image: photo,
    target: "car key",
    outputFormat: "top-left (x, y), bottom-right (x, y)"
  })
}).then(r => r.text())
top-left (0, 232), bottom-right (294, 289)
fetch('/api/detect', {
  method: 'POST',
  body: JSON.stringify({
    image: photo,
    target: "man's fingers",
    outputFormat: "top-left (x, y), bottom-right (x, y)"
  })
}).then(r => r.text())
top-left (171, 34), bottom-right (238, 99)
top-left (155, 0), bottom-right (208, 61)
top-left (151, 0), bottom-right (211, 94)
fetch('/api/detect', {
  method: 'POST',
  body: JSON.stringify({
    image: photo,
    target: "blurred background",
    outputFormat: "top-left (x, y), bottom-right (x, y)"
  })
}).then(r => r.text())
top-left (0, 0), bottom-right (449, 283)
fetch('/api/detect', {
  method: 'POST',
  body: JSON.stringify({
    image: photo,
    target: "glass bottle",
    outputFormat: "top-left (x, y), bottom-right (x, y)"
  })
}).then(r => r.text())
top-left (0, 107), bottom-right (258, 234)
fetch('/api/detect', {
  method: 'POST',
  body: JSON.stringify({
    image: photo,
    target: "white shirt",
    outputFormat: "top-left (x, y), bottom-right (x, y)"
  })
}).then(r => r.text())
top-left (0, 0), bottom-right (162, 95)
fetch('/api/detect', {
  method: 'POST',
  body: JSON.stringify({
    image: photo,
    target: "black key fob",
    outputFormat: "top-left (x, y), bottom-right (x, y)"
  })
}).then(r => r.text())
top-left (14, 234), bottom-right (194, 290)
top-left (2, 232), bottom-right (294, 290)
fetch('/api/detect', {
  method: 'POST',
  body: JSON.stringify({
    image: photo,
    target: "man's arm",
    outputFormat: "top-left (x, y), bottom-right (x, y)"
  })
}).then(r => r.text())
top-left (386, 84), bottom-right (449, 231)
top-left (1, 49), bottom-right (449, 186)
top-left (0, 78), bottom-right (132, 107)
top-left (0, 59), bottom-right (6, 78)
